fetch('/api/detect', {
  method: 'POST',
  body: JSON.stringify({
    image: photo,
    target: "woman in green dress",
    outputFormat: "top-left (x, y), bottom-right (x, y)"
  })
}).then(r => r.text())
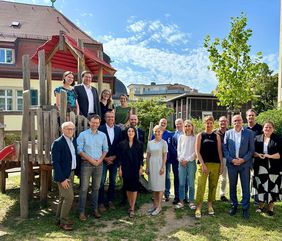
top-left (115, 94), bottom-right (131, 129)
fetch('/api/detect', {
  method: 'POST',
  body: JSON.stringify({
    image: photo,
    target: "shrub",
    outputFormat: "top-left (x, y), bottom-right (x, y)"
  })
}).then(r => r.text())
top-left (256, 108), bottom-right (282, 135)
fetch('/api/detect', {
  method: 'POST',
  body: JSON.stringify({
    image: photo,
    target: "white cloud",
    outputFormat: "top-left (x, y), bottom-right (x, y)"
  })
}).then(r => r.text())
top-left (126, 19), bottom-right (191, 46)
top-left (262, 53), bottom-right (279, 73)
top-left (102, 36), bottom-right (216, 92)
top-left (81, 12), bottom-right (94, 17)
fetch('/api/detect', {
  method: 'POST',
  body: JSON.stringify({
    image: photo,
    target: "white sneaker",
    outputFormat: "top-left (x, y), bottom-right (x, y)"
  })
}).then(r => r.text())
top-left (147, 207), bottom-right (156, 214)
top-left (151, 208), bottom-right (161, 216)
top-left (175, 202), bottom-right (184, 209)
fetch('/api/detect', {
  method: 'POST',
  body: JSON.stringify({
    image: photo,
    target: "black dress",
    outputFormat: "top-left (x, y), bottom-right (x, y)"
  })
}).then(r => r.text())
top-left (100, 101), bottom-right (114, 125)
top-left (252, 133), bottom-right (282, 203)
top-left (117, 140), bottom-right (144, 192)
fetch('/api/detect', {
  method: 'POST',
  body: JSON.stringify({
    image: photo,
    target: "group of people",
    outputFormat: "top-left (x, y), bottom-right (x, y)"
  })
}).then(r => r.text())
top-left (51, 71), bottom-right (281, 231)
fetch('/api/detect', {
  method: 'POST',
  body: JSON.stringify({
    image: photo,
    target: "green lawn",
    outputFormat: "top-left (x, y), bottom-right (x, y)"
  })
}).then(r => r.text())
top-left (0, 174), bottom-right (281, 241)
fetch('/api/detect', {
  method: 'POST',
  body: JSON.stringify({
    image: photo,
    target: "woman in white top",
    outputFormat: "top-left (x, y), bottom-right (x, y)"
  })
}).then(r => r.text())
top-left (146, 125), bottom-right (168, 216)
top-left (175, 120), bottom-right (196, 209)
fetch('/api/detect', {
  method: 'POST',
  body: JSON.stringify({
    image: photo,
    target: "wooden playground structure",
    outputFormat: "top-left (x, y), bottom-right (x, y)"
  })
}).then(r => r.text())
top-left (0, 32), bottom-right (115, 219)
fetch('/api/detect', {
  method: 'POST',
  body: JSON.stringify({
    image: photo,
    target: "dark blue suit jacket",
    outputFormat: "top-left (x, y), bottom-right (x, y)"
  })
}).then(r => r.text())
top-left (99, 124), bottom-right (122, 163)
top-left (223, 128), bottom-right (255, 168)
top-left (51, 135), bottom-right (77, 182)
top-left (74, 84), bottom-right (101, 118)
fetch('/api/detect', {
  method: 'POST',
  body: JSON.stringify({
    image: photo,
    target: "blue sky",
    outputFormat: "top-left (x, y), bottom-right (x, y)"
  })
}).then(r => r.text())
top-left (7, 0), bottom-right (281, 92)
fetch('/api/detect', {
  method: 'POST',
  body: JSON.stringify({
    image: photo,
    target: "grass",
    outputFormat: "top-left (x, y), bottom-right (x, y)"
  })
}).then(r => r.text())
top-left (0, 174), bottom-right (282, 241)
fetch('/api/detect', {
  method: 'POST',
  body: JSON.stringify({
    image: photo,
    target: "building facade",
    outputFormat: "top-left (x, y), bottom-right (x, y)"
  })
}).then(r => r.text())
top-left (167, 92), bottom-right (252, 121)
top-left (0, 1), bottom-right (115, 130)
top-left (128, 82), bottom-right (198, 100)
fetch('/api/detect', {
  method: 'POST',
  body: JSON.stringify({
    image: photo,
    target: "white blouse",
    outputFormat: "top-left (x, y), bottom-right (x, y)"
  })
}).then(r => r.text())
top-left (177, 135), bottom-right (196, 162)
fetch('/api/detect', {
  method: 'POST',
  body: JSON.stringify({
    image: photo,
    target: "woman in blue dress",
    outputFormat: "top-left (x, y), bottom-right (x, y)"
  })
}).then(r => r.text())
top-left (54, 71), bottom-right (79, 115)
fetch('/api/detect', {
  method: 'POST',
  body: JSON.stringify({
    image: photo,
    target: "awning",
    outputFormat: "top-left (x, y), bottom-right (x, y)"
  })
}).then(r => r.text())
top-left (31, 34), bottom-right (116, 76)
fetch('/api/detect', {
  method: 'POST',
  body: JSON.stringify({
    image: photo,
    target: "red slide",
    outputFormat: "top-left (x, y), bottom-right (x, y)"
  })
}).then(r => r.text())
top-left (0, 144), bottom-right (17, 161)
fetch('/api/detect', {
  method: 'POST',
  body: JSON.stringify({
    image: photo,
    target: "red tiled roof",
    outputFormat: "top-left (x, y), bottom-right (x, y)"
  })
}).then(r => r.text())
top-left (31, 35), bottom-right (116, 75)
top-left (0, 0), bottom-right (99, 44)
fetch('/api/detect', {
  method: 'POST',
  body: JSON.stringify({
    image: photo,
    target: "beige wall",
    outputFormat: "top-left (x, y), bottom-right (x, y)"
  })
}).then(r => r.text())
top-left (0, 78), bottom-right (110, 131)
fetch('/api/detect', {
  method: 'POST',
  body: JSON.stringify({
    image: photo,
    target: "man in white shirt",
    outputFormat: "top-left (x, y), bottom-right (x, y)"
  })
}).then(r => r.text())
top-left (74, 71), bottom-right (101, 118)
top-left (223, 115), bottom-right (254, 219)
top-left (98, 111), bottom-right (122, 211)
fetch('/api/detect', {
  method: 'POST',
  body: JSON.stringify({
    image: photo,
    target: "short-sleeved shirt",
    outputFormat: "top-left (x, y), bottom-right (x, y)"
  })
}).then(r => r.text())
top-left (115, 106), bottom-right (131, 124)
top-left (54, 86), bottom-right (77, 109)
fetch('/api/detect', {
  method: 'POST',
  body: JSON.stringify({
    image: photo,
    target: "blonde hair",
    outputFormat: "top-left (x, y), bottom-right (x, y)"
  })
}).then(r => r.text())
top-left (153, 125), bottom-right (163, 133)
top-left (100, 89), bottom-right (113, 108)
top-left (203, 115), bottom-right (214, 123)
top-left (184, 119), bottom-right (194, 135)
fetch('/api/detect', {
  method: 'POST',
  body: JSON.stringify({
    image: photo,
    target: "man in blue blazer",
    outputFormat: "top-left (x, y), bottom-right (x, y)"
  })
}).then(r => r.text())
top-left (51, 121), bottom-right (77, 231)
top-left (74, 70), bottom-right (101, 118)
top-left (98, 111), bottom-right (122, 210)
top-left (223, 114), bottom-right (255, 219)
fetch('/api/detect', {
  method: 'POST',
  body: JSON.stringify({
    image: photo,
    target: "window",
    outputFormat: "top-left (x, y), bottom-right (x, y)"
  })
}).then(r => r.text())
top-left (0, 89), bottom-right (13, 110)
top-left (16, 90), bottom-right (23, 110)
top-left (30, 89), bottom-right (38, 105)
top-left (0, 48), bottom-right (14, 64)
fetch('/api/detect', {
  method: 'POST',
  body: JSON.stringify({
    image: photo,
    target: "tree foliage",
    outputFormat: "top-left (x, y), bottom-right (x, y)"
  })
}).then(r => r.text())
top-left (257, 108), bottom-right (282, 136)
top-left (130, 98), bottom-right (174, 131)
top-left (204, 13), bottom-right (262, 111)
top-left (252, 63), bottom-right (278, 114)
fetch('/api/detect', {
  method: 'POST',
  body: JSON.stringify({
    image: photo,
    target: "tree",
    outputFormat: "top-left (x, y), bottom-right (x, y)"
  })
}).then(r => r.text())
top-left (130, 98), bottom-right (174, 131)
top-left (204, 13), bottom-right (262, 111)
top-left (252, 63), bottom-right (278, 114)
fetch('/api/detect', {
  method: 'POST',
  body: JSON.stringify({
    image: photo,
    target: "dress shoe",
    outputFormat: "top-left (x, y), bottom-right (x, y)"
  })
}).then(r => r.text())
top-left (267, 210), bottom-right (274, 216)
top-left (79, 213), bottom-right (87, 221)
top-left (165, 197), bottom-right (170, 202)
top-left (99, 204), bottom-right (107, 212)
top-left (242, 209), bottom-right (250, 219)
top-left (172, 199), bottom-right (179, 205)
top-left (93, 210), bottom-right (101, 218)
top-left (108, 201), bottom-right (116, 210)
top-left (229, 207), bottom-right (237, 216)
top-left (59, 223), bottom-right (73, 231)
top-left (220, 196), bottom-right (229, 202)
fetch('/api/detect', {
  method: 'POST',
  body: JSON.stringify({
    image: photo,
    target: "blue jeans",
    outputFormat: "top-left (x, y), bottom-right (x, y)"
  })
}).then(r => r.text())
top-left (79, 162), bottom-right (102, 214)
top-left (165, 161), bottom-right (179, 200)
top-left (228, 164), bottom-right (251, 210)
top-left (178, 161), bottom-right (196, 201)
top-left (98, 162), bottom-right (118, 204)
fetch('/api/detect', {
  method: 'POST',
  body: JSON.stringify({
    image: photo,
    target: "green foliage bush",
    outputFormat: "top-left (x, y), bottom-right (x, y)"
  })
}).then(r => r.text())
top-left (4, 132), bottom-right (21, 145)
top-left (130, 98), bottom-right (174, 132)
top-left (257, 108), bottom-right (282, 136)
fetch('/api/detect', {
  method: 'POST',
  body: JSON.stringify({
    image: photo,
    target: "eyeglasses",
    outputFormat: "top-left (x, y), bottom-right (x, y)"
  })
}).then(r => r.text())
top-left (65, 128), bottom-right (75, 131)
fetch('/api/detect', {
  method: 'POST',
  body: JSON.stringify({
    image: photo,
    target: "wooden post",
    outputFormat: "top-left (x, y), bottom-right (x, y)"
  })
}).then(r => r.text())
top-left (36, 108), bottom-right (43, 164)
top-left (59, 90), bottom-right (67, 125)
top-left (22, 55), bottom-right (30, 91)
top-left (28, 162), bottom-right (34, 197)
top-left (186, 97), bottom-right (189, 119)
top-left (46, 62), bottom-right (52, 106)
top-left (180, 99), bottom-right (183, 119)
top-left (98, 67), bottom-right (103, 96)
top-left (59, 31), bottom-right (64, 51)
top-left (40, 164), bottom-right (52, 203)
top-left (20, 90), bottom-right (30, 219)
top-left (147, 122), bottom-right (154, 141)
top-left (77, 38), bottom-right (84, 84)
top-left (0, 114), bottom-right (5, 193)
top-left (38, 50), bottom-right (46, 106)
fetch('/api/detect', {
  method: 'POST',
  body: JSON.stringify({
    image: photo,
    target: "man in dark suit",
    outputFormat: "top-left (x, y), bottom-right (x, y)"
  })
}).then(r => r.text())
top-left (123, 114), bottom-right (145, 143)
top-left (167, 118), bottom-right (184, 204)
top-left (74, 70), bottom-right (101, 118)
top-left (223, 114), bottom-right (255, 219)
top-left (98, 111), bottom-right (122, 211)
top-left (51, 121), bottom-right (77, 231)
